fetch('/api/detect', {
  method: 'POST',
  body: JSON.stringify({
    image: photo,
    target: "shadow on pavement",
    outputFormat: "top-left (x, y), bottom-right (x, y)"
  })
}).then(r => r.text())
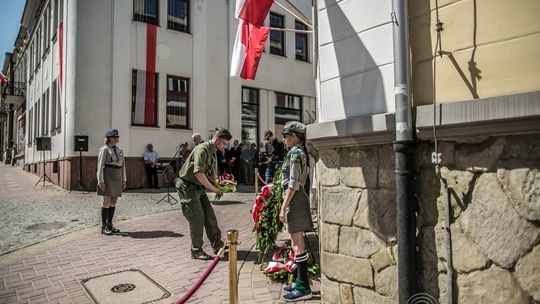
top-left (211, 200), bottom-right (245, 205)
top-left (118, 231), bottom-right (184, 238)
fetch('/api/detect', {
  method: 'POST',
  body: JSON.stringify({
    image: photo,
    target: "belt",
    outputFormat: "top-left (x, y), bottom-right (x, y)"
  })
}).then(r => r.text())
top-left (181, 178), bottom-right (204, 190)
top-left (105, 164), bottom-right (122, 169)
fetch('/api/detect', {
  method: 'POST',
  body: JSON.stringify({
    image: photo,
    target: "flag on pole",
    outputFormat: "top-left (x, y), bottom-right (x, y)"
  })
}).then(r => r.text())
top-left (0, 72), bottom-right (7, 84)
top-left (235, 0), bottom-right (274, 26)
top-left (230, 0), bottom-right (273, 80)
top-left (133, 22), bottom-right (158, 126)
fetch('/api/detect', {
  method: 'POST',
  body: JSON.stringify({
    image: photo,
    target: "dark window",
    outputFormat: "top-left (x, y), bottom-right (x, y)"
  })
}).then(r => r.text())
top-left (275, 92), bottom-right (303, 138)
top-left (166, 75), bottom-right (190, 129)
top-left (168, 0), bottom-right (190, 33)
top-left (241, 87), bottom-right (259, 145)
top-left (131, 70), bottom-right (159, 127)
top-left (134, 0), bottom-right (159, 24)
top-left (295, 21), bottom-right (308, 61)
top-left (269, 13), bottom-right (285, 56)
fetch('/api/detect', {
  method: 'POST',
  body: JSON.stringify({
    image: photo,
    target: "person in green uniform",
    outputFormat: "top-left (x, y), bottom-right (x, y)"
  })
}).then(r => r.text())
top-left (279, 121), bottom-right (314, 302)
top-left (176, 128), bottom-right (232, 260)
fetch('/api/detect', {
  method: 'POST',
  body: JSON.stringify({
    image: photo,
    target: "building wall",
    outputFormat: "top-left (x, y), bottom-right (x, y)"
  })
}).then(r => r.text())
top-left (311, 0), bottom-right (540, 303)
top-left (15, 0), bottom-right (315, 189)
top-left (410, 0), bottom-right (540, 106)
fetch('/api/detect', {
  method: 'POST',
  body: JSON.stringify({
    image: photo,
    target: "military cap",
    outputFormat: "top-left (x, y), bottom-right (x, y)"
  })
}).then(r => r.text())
top-left (216, 128), bottom-right (232, 140)
top-left (282, 121), bottom-right (306, 135)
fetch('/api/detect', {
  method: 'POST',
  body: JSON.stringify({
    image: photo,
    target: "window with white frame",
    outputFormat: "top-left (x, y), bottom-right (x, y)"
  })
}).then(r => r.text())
top-left (134, 0), bottom-right (159, 24)
top-left (168, 0), bottom-right (190, 33)
top-left (166, 75), bottom-right (190, 128)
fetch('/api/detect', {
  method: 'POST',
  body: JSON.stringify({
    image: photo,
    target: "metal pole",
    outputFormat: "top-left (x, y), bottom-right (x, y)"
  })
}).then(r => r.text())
top-left (391, 0), bottom-right (416, 303)
top-left (228, 230), bottom-right (239, 304)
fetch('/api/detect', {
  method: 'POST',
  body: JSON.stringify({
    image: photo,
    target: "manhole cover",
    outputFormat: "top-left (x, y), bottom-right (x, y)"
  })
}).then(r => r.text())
top-left (81, 269), bottom-right (170, 304)
top-left (111, 283), bottom-right (136, 293)
top-left (26, 222), bottom-right (66, 231)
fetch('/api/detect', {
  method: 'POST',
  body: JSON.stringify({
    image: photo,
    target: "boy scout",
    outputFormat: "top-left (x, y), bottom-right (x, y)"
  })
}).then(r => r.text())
top-left (176, 128), bottom-right (232, 260)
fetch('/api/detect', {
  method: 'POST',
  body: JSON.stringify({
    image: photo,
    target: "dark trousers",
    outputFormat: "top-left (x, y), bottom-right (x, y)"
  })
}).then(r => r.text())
top-left (145, 164), bottom-right (159, 188)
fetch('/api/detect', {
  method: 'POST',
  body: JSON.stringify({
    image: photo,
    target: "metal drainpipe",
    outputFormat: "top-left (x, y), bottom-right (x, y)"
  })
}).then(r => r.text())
top-left (391, 0), bottom-right (417, 303)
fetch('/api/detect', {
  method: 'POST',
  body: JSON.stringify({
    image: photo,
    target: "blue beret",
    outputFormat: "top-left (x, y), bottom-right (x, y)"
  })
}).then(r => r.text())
top-left (105, 130), bottom-right (115, 137)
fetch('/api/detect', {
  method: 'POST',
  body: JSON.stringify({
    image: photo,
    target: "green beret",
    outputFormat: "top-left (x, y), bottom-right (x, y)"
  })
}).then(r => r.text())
top-left (216, 128), bottom-right (232, 140)
top-left (282, 121), bottom-right (306, 136)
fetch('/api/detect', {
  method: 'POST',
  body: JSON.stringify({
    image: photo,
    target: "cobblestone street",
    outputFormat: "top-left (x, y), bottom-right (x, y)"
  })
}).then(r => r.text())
top-left (0, 166), bottom-right (320, 303)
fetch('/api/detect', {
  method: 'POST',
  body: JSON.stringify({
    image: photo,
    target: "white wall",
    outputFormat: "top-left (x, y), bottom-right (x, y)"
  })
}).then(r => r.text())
top-left (317, 0), bottom-right (395, 123)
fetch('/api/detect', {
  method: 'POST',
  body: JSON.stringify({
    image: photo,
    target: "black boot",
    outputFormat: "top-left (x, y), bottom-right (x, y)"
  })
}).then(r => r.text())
top-left (101, 207), bottom-right (111, 235)
top-left (108, 206), bottom-right (120, 233)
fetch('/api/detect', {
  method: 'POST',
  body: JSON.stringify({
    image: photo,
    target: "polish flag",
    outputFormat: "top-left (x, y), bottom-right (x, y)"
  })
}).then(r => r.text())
top-left (133, 23), bottom-right (157, 126)
top-left (235, 0), bottom-right (274, 26)
top-left (230, 20), bottom-right (270, 80)
top-left (230, 0), bottom-right (273, 80)
top-left (0, 72), bottom-right (7, 84)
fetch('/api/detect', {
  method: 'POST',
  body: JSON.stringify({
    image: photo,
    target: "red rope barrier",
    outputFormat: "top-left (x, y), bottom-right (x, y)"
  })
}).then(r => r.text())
top-left (257, 173), bottom-right (268, 185)
top-left (176, 254), bottom-right (222, 304)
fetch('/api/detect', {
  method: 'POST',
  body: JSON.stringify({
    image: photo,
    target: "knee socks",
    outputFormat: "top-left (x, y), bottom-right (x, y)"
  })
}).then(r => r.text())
top-left (107, 207), bottom-right (116, 224)
top-left (294, 252), bottom-right (310, 293)
top-left (101, 207), bottom-right (108, 226)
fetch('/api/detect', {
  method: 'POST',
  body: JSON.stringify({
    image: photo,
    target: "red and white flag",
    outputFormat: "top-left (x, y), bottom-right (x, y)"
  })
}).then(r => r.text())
top-left (133, 23), bottom-right (158, 126)
top-left (0, 72), bottom-right (7, 84)
top-left (230, 0), bottom-right (273, 80)
top-left (235, 0), bottom-right (274, 26)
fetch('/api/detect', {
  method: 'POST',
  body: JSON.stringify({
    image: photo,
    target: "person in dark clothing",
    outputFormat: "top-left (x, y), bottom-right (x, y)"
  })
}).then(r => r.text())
top-left (217, 148), bottom-right (226, 176)
top-left (264, 130), bottom-right (287, 183)
top-left (257, 142), bottom-right (269, 183)
top-left (229, 140), bottom-right (243, 181)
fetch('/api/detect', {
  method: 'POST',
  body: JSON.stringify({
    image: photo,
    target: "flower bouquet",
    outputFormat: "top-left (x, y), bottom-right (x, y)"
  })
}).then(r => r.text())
top-left (252, 171), bottom-right (283, 259)
top-left (214, 173), bottom-right (237, 200)
top-left (261, 246), bottom-right (320, 283)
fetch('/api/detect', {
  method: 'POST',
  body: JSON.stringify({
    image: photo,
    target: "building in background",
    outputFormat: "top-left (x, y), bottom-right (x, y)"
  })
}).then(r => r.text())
top-left (0, 0), bottom-right (315, 189)
top-left (309, 0), bottom-right (540, 303)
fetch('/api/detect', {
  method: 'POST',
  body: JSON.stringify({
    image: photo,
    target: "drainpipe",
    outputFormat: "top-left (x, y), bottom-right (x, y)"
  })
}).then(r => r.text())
top-left (391, 0), bottom-right (417, 303)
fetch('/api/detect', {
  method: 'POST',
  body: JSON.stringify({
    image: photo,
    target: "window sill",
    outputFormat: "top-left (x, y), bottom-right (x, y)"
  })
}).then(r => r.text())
top-left (295, 58), bottom-right (311, 64)
top-left (132, 19), bottom-right (160, 27)
top-left (269, 53), bottom-right (287, 59)
top-left (166, 126), bottom-right (192, 130)
top-left (131, 124), bottom-right (161, 128)
top-left (166, 27), bottom-right (192, 36)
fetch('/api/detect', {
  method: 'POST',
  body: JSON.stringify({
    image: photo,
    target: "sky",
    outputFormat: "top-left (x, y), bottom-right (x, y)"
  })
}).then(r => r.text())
top-left (0, 0), bottom-right (26, 70)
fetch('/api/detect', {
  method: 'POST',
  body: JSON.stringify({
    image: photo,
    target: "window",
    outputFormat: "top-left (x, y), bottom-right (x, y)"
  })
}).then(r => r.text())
top-left (34, 100), bottom-right (40, 140)
top-left (28, 109), bottom-right (33, 145)
top-left (51, 80), bottom-right (61, 131)
top-left (269, 13), bottom-right (285, 56)
top-left (35, 27), bottom-right (41, 69)
top-left (59, 0), bottom-right (64, 23)
top-left (241, 87), bottom-right (259, 145)
top-left (131, 70), bottom-right (159, 126)
top-left (41, 92), bottom-right (49, 135)
top-left (295, 21), bottom-right (308, 61)
top-left (134, 0), bottom-right (159, 24)
top-left (52, 0), bottom-right (58, 37)
top-left (43, 5), bottom-right (50, 51)
top-left (166, 75), bottom-right (189, 128)
top-left (168, 0), bottom-right (190, 33)
top-left (275, 92), bottom-right (303, 138)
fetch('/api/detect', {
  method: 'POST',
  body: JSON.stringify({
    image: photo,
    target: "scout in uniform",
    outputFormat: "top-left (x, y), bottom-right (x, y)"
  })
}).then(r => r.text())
top-left (279, 121), bottom-right (314, 302)
top-left (176, 128), bottom-right (232, 260)
top-left (97, 129), bottom-right (127, 235)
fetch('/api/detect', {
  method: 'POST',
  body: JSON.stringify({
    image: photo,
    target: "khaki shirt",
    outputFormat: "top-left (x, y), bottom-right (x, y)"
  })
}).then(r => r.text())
top-left (280, 144), bottom-right (308, 191)
top-left (179, 141), bottom-right (216, 185)
top-left (97, 144), bottom-right (126, 183)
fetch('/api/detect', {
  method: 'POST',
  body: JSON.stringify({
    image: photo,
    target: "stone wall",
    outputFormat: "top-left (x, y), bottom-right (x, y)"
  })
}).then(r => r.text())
top-left (317, 134), bottom-right (540, 303)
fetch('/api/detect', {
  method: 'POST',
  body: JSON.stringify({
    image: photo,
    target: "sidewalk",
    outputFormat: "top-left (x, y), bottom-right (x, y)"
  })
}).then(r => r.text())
top-left (0, 166), bottom-right (320, 303)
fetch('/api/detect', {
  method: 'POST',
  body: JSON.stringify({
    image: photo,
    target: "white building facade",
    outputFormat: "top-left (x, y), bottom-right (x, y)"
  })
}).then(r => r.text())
top-left (2, 0), bottom-right (315, 189)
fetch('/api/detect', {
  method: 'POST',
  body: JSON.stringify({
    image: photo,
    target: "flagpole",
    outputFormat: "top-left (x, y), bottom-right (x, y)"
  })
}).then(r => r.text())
top-left (282, 0), bottom-right (311, 25)
top-left (269, 27), bottom-right (312, 34)
top-left (272, 0), bottom-right (313, 29)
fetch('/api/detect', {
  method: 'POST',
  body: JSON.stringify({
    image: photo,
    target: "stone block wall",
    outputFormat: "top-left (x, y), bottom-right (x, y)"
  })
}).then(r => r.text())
top-left (317, 134), bottom-right (540, 303)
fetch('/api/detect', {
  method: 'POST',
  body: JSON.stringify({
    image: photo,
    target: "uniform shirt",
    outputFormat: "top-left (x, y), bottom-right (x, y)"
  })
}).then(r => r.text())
top-left (144, 150), bottom-right (159, 163)
top-left (97, 144), bottom-right (127, 183)
top-left (280, 144), bottom-right (308, 191)
top-left (179, 141), bottom-right (217, 186)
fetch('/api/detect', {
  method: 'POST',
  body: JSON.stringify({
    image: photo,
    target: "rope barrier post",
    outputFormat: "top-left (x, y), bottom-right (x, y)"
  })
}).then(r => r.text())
top-left (228, 230), bottom-right (239, 304)
top-left (255, 168), bottom-right (259, 196)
